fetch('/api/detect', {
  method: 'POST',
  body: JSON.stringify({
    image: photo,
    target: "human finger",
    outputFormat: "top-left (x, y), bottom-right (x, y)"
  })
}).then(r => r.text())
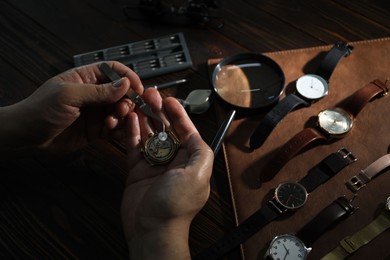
top-left (136, 106), bottom-right (155, 146)
top-left (163, 97), bottom-right (199, 143)
top-left (87, 61), bottom-right (144, 94)
top-left (56, 76), bottom-right (130, 108)
top-left (125, 112), bottom-right (143, 165)
top-left (115, 99), bottom-right (134, 118)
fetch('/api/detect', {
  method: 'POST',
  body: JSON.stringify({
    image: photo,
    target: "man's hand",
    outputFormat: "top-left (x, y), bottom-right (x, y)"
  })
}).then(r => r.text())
top-left (121, 92), bottom-right (214, 259)
top-left (0, 61), bottom-right (142, 154)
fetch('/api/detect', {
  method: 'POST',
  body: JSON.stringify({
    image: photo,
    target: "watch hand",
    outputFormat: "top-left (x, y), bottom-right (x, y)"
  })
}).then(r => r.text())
top-left (282, 244), bottom-right (289, 260)
top-left (286, 195), bottom-right (292, 205)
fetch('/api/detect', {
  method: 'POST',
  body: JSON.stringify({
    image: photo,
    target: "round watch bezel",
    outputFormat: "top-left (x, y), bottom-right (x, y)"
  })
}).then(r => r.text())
top-left (317, 107), bottom-right (353, 136)
top-left (386, 196), bottom-right (390, 211)
top-left (267, 234), bottom-right (310, 260)
top-left (275, 182), bottom-right (308, 210)
top-left (142, 129), bottom-right (180, 166)
top-left (296, 74), bottom-right (329, 100)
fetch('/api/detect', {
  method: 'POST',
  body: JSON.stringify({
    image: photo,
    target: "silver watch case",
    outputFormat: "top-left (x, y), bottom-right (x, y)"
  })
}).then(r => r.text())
top-left (265, 234), bottom-right (311, 260)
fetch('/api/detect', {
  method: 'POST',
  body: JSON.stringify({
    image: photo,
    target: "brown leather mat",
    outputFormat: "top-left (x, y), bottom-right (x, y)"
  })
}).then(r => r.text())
top-left (217, 38), bottom-right (390, 259)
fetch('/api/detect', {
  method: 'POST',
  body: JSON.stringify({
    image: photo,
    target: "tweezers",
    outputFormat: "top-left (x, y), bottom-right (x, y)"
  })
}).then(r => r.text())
top-left (99, 62), bottom-right (162, 122)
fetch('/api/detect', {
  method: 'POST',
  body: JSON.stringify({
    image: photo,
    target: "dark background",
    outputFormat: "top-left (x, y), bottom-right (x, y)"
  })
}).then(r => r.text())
top-left (0, 1), bottom-right (389, 259)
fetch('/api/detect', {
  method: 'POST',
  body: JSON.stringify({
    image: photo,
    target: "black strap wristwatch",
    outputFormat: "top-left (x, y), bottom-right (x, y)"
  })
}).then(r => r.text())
top-left (264, 196), bottom-right (356, 260)
top-left (250, 42), bottom-right (353, 149)
top-left (193, 148), bottom-right (357, 260)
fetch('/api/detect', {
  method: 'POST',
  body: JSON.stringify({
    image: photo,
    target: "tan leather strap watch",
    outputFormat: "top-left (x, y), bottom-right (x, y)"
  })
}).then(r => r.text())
top-left (265, 79), bottom-right (388, 175)
top-left (346, 153), bottom-right (390, 192)
top-left (321, 196), bottom-right (390, 260)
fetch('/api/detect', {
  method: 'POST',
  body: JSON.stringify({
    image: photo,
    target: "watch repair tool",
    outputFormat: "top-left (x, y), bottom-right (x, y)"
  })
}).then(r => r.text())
top-left (74, 33), bottom-right (192, 79)
top-left (123, 0), bottom-right (221, 25)
top-left (99, 62), bottom-right (162, 123)
top-left (99, 62), bottom-right (180, 166)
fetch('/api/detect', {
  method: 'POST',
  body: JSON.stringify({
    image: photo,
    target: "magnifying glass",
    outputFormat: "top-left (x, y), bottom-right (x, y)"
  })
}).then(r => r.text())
top-left (209, 53), bottom-right (285, 154)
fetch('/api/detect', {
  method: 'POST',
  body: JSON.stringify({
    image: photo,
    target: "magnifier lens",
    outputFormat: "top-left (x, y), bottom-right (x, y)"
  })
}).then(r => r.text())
top-left (210, 53), bottom-right (284, 154)
top-left (214, 57), bottom-right (283, 109)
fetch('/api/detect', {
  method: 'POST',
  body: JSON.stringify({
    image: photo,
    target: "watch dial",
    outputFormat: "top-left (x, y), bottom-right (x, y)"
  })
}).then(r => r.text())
top-left (318, 108), bottom-right (353, 136)
top-left (275, 182), bottom-right (308, 210)
top-left (296, 74), bottom-right (328, 100)
top-left (268, 234), bottom-right (308, 260)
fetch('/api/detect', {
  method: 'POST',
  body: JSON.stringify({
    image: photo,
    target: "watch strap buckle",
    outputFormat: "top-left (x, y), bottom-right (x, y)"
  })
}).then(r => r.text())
top-left (346, 174), bottom-right (366, 192)
top-left (372, 79), bottom-right (389, 97)
top-left (339, 236), bottom-right (357, 254)
top-left (337, 147), bottom-right (357, 163)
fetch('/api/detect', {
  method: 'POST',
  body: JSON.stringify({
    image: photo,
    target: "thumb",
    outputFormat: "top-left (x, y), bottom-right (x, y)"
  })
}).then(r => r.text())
top-left (66, 77), bottom-right (130, 106)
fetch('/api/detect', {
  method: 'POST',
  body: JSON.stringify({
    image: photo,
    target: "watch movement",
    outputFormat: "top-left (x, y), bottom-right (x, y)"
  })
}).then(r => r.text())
top-left (142, 128), bottom-right (180, 166)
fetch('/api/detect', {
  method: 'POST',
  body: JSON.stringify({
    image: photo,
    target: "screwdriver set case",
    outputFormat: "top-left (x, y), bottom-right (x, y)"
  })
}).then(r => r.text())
top-left (73, 32), bottom-right (192, 79)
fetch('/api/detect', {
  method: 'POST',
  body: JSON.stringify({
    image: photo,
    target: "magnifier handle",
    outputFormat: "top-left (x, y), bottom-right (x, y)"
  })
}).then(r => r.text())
top-left (210, 109), bottom-right (237, 155)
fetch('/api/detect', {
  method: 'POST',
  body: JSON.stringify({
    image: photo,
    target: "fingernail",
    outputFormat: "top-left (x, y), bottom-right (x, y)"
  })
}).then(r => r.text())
top-left (113, 77), bottom-right (124, 88)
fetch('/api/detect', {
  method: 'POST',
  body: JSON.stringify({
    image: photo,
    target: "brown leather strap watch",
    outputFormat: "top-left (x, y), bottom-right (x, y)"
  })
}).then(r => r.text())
top-left (265, 79), bottom-right (388, 175)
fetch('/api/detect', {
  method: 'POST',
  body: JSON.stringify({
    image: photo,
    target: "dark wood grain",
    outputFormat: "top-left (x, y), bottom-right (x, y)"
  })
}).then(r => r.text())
top-left (0, 0), bottom-right (389, 259)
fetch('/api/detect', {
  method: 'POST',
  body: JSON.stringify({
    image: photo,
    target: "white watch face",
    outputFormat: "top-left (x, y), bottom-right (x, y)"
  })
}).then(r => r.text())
top-left (318, 108), bottom-right (353, 136)
top-left (296, 74), bottom-right (328, 100)
top-left (267, 234), bottom-right (308, 260)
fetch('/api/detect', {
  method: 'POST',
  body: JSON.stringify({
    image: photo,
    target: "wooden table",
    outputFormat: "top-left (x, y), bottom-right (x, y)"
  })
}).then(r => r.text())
top-left (0, 1), bottom-right (389, 259)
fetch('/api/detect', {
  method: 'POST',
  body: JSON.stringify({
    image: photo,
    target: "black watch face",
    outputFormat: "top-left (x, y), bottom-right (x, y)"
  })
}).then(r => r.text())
top-left (275, 182), bottom-right (308, 210)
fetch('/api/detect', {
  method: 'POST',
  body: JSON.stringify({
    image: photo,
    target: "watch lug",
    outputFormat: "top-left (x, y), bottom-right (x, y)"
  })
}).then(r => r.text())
top-left (268, 198), bottom-right (285, 214)
top-left (335, 41), bottom-right (354, 56)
